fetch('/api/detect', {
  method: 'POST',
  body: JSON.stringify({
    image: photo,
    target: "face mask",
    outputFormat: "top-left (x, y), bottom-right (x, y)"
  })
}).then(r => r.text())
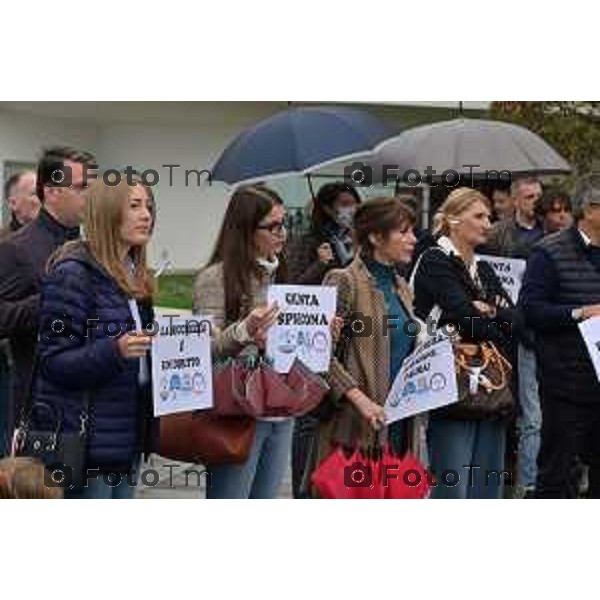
top-left (335, 207), bottom-right (355, 230)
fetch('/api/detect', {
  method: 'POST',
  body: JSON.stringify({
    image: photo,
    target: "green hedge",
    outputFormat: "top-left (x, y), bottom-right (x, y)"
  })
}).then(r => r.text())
top-left (155, 273), bottom-right (195, 310)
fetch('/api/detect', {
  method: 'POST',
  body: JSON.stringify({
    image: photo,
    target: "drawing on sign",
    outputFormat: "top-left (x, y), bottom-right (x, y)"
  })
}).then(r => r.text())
top-left (276, 329), bottom-right (329, 358)
top-left (430, 372), bottom-right (447, 391)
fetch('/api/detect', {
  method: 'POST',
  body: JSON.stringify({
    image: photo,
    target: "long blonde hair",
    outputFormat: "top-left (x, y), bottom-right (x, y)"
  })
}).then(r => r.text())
top-left (433, 187), bottom-right (490, 237)
top-left (52, 176), bottom-right (155, 300)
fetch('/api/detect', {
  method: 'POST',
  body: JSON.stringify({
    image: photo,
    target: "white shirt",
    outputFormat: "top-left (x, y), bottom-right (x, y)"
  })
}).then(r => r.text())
top-left (128, 298), bottom-right (150, 386)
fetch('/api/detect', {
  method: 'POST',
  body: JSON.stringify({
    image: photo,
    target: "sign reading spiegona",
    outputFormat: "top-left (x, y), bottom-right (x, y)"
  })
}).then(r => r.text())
top-left (151, 316), bottom-right (214, 417)
top-left (266, 285), bottom-right (337, 374)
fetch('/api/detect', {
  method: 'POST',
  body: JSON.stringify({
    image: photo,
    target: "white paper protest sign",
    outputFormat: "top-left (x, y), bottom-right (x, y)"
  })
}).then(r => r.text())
top-left (385, 333), bottom-right (459, 424)
top-left (152, 316), bottom-right (214, 417)
top-left (579, 316), bottom-right (600, 382)
top-left (476, 255), bottom-right (527, 304)
top-left (266, 285), bottom-right (337, 374)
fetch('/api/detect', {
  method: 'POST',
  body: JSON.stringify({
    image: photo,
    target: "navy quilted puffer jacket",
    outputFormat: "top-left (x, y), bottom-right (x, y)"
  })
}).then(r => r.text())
top-left (31, 242), bottom-right (154, 471)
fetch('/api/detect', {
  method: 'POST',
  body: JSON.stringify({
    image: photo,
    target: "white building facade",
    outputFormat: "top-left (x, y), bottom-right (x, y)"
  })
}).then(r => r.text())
top-left (0, 101), bottom-right (488, 271)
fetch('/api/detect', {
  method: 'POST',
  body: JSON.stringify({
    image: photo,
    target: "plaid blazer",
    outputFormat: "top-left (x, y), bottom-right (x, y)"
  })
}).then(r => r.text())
top-left (321, 255), bottom-right (428, 462)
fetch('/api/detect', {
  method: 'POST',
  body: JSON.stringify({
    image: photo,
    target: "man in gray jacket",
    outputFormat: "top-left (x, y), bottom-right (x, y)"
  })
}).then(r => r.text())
top-left (482, 176), bottom-right (544, 498)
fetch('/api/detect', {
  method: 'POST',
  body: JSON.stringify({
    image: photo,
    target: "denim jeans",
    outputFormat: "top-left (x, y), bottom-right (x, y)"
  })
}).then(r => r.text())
top-left (428, 418), bottom-right (507, 499)
top-left (207, 419), bottom-right (293, 499)
top-left (516, 344), bottom-right (541, 489)
top-left (64, 460), bottom-right (141, 499)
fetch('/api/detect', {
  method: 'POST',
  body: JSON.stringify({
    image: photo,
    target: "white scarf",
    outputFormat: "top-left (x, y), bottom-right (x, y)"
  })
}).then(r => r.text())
top-left (257, 255), bottom-right (279, 277)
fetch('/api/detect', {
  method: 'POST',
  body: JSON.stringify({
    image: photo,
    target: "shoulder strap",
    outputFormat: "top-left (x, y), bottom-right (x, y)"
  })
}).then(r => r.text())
top-left (409, 246), bottom-right (447, 292)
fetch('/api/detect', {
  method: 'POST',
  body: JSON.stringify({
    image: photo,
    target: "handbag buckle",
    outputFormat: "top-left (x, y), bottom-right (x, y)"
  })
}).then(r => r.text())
top-left (44, 434), bottom-right (58, 452)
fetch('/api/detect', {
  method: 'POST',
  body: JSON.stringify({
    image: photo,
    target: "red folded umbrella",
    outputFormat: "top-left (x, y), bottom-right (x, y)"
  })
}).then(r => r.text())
top-left (311, 447), bottom-right (386, 499)
top-left (383, 450), bottom-right (431, 500)
top-left (311, 447), bottom-right (357, 499)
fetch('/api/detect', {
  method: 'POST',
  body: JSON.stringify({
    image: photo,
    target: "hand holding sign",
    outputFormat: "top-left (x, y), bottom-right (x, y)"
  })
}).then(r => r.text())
top-left (244, 302), bottom-right (280, 344)
top-left (581, 304), bottom-right (600, 320)
top-left (118, 331), bottom-right (154, 359)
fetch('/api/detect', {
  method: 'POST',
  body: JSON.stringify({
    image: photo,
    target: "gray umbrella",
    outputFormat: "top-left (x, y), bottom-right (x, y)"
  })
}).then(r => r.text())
top-left (371, 118), bottom-right (572, 184)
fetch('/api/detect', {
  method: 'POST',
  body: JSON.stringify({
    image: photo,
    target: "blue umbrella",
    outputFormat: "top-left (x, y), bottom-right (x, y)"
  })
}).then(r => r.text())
top-left (211, 105), bottom-right (399, 187)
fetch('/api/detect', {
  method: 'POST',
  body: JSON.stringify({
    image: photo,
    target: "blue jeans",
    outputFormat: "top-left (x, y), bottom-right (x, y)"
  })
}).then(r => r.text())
top-left (207, 419), bottom-right (293, 499)
top-left (64, 461), bottom-right (141, 499)
top-left (428, 418), bottom-right (507, 499)
top-left (516, 344), bottom-right (541, 489)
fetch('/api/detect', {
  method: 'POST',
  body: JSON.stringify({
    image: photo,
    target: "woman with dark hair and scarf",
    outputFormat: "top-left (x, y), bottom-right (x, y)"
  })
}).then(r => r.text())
top-left (287, 182), bottom-right (361, 285)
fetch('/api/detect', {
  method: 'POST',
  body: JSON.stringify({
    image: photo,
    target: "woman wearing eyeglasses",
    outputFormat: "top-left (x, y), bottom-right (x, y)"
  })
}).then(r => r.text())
top-left (193, 185), bottom-right (291, 499)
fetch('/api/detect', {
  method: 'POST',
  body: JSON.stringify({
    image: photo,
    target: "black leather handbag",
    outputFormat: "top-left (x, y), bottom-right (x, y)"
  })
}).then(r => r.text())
top-left (12, 399), bottom-right (90, 490)
top-left (11, 336), bottom-right (94, 491)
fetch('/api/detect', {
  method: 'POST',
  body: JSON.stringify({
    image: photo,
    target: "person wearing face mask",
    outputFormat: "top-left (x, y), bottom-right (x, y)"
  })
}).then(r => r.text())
top-left (287, 182), bottom-right (361, 497)
top-left (287, 182), bottom-right (361, 286)
top-left (413, 188), bottom-right (516, 499)
top-left (193, 185), bottom-right (293, 499)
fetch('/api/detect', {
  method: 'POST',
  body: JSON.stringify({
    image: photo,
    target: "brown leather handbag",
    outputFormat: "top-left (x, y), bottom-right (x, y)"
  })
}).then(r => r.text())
top-left (438, 342), bottom-right (514, 421)
top-left (158, 411), bottom-right (256, 465)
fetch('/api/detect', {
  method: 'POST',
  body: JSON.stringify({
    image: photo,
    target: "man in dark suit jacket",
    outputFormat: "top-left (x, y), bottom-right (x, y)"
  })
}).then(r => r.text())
top-left (0, 147), bottom-right (96, 451)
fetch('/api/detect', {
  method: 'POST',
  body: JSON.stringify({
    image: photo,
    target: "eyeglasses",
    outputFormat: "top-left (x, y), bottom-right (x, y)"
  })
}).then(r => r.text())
top-left (257, 221), bottom-right (286, 235)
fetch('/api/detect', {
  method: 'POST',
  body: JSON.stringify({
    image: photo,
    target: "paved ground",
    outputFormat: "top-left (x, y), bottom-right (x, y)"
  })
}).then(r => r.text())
top-left (136, 453), bottom-right (293, 499)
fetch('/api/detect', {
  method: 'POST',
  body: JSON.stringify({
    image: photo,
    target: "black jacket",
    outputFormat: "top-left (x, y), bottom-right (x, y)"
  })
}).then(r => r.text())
top-left (0, 208), bottom-right (80, 416)
top-left (287, 224), bottom-right (353, 285)
top-left (521, 227), bottom-right (600, 404)
top-left (413, 246), bottom-right (515, 358)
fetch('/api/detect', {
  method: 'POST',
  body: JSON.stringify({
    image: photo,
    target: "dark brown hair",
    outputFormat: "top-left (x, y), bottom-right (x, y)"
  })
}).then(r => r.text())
top-left (353, 196), bottom-right (415, 257)
top-left (537, 188), bottom-right (572, 218)
top-left (36, 146), bottom-right (96, 202)
top-left (311, 181), bottom-right (361, 233)
top-left (207, 185), bottom-right (288, 323)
